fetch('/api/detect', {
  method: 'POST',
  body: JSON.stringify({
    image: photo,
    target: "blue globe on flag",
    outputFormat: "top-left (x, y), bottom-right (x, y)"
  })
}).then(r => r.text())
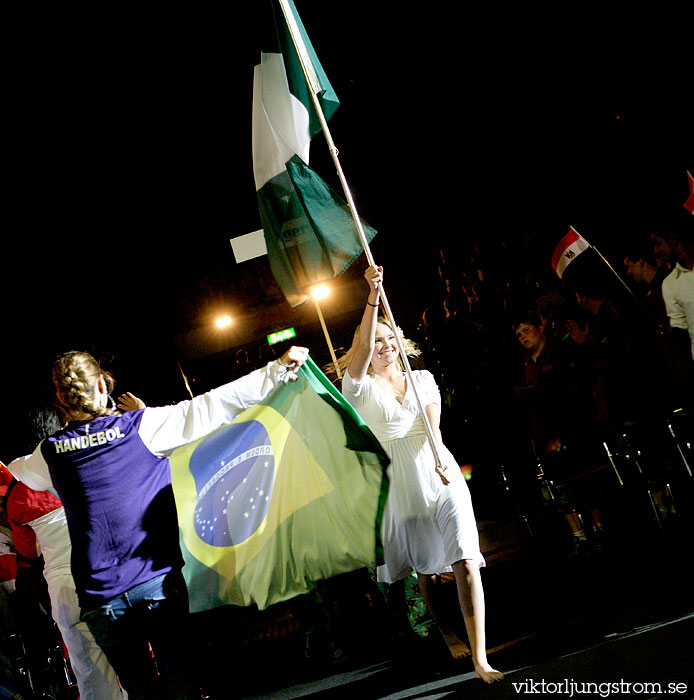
top-left (189, 421), bottom-right (275, 547)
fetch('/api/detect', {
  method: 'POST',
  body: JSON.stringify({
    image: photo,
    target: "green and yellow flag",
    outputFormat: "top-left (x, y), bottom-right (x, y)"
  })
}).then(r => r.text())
top-left (170, 357), bottom-right (389, 612)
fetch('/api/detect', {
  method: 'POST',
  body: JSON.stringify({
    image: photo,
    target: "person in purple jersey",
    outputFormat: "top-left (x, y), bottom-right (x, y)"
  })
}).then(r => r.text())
top-left (9, 346), bottom-right (309, 700)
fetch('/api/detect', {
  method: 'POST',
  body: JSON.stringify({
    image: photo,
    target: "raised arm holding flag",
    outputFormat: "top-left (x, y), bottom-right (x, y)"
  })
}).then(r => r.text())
top-left (261, 0), bottom-right (449, 475)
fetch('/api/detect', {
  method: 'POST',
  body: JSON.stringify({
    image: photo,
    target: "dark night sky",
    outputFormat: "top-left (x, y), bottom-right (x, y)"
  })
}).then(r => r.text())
top-left (2, 4), bottom-right (692, 456)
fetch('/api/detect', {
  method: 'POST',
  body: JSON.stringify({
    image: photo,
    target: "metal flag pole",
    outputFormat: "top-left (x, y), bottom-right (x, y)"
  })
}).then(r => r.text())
top-left (277, 0), bottom-right (447, 471)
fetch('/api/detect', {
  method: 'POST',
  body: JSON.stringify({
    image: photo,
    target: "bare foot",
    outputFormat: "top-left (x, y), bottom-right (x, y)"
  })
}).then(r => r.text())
top-left (474, 661), bottom-right (504, 683)
top-left (442, 633), bottom-right (471, 659)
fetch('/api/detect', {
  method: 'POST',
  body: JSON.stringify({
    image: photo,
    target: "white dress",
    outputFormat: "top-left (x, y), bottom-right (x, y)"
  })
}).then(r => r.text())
top-left (342, 369), bottom-right (484, 583)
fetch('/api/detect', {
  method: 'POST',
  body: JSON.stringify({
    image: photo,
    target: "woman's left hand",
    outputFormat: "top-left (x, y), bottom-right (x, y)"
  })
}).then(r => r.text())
top-left (435, 463), bottom-right (461, 486)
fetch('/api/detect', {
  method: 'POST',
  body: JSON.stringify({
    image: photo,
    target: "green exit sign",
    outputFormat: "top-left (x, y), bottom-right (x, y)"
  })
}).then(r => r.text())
top-left (267, 327), bottom-right (296, 345)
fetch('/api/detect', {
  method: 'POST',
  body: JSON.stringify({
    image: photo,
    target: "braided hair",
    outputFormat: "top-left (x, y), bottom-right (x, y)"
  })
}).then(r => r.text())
top-left (52, 351), bottom-right (115, 421)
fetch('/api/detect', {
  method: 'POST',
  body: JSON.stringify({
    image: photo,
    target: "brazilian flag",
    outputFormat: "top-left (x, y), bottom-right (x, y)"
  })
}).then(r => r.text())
top-left (170, 357), bottom-right (389, 612)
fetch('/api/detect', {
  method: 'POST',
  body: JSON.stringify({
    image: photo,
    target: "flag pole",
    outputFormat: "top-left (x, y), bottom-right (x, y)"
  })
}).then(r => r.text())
top-left (177, 360), bottom-right (195, 399)
top-left (570, 226), bottom-right (658, 329)
top-left (313, 295), bottom-right (342, 379)
top-left (277, 0), bottom-right (447, 472)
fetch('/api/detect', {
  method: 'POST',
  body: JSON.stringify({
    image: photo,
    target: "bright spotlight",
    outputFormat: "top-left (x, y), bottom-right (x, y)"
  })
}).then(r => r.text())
top-left (310, 284), bottom-right (330, 300)
top-left (215, 315), bottom-right (233, 329)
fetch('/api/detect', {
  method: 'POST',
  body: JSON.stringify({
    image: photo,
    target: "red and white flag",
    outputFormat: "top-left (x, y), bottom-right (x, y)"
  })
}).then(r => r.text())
top-left (551, 228), bottom-right (591, 278)
top-left (684, 171), bottom-right (694, 215)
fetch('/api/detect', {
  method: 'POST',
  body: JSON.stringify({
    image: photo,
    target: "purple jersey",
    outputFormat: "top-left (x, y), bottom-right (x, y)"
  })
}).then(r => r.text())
top-left (42, 410), bottom-right (181, 610)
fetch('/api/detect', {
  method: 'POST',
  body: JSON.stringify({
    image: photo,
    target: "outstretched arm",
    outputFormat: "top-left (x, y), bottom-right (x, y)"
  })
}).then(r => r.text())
top-left (139, 346), bottom-right (309, 456)
top-left (347, 265), bottom-right (382, 382)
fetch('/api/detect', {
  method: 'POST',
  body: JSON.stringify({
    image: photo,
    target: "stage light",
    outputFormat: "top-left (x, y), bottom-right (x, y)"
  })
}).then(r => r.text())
top-left (215, 315), bottom-right (233, 329)
top-left (310, 284), bottom-right (330, 300)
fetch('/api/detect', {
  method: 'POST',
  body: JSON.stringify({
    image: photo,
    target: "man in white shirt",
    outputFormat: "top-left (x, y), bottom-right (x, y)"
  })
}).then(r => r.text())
top-left (660, 227), bottom-right (694, 360)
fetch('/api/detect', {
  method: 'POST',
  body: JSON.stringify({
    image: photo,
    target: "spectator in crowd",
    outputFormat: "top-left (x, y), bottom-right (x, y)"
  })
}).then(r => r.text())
top-left (624, 239), bottom-right (671, 331)
top-left (624, 236), bottom-right (694, 410)
top-left (513, 312), bottom-right (607, 557)
top-left (1, 461), bottom-right (125, 700)
top-left (652, 229), bottom-right (678, 272)
top-left (660, 226), bottom-right (694, 360)
top-left (567, 276), bottom-right (633, 426)
top-left (0, 528), bottom-right (17, 632)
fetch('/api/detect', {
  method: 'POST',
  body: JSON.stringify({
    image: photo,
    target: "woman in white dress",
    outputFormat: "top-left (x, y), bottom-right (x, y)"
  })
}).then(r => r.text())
top-left (341, 265), bottom-right (503, 684)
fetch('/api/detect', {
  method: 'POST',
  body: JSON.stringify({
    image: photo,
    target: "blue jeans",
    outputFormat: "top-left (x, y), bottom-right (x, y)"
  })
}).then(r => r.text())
top-left (81, 571), bottom-right (198, 700)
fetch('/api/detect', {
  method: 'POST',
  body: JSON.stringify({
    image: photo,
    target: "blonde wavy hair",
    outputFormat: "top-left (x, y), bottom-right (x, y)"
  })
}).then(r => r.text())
top-left (52, 351), bottom-right (115, 421)
top-left (327, 315), bottom-right (421, 379)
